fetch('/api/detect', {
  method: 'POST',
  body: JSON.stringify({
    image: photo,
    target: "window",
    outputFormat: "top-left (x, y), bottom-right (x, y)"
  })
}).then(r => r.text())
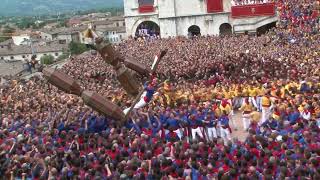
top-left (123, 22), bottom-right (125, 26)
top-left (120, 35), bottom-right (122, 39)
top-left (0, 46), bottom-right (3, 48)
top-left (113, 32), bottom-right (115, 35)
top-left (59, 40), bottom-right (67, 44)
top-left (10, 56), bottom-right (14, 60)
top-left (44, 54), bottom-right (47, 56)
top-left (116, 22), bottom-right (119, 27)
top-left (0, 57), bottom-right (3, 60)
top-left (55, 53), bottom-right (59, 56)
top-left (22, 55), bottom-right (26, 58)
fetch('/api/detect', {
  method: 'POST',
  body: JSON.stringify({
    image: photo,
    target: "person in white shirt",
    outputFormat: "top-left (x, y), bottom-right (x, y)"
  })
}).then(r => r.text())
top-left (301, 108), bottom-right (311, 120)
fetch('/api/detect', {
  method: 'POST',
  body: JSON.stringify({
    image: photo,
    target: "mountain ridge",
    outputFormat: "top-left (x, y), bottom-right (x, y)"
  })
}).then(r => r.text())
top-left (0, 0), bottom-right (123, 16)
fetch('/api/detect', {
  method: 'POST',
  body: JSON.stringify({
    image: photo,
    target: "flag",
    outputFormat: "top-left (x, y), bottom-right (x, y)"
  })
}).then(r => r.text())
top-left (138, 0), bottom-right (154, 13)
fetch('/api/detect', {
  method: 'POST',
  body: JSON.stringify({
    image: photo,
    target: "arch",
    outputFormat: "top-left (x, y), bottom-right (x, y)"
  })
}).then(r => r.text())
top-left (135, 21), bottom-right (160, 38)
top-left (219, 23), bottom-right (232, 35)
top-left (188, 25), bottom-right (201, 37)
top-left (257, 21), bottom-right (276, 36)
top-left (131, 18), bottom-right (160, 38)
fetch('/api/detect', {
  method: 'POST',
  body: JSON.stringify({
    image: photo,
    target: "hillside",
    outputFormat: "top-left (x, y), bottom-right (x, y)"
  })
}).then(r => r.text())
top-left (0, 0), bottom-right (123, 16)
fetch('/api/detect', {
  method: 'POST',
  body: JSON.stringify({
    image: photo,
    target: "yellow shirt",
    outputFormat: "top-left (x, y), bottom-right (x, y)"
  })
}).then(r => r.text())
top-left (240, 103), bottom-right (253, 112)
top-left (220, 104), bottom-right (232, 114)
top-left (261, 96), bottom-right (271, 107)
top-left (250, 111), bottom-right (261, 123)
top-left (242, 88), bottom-right (249, 97)
top-left (223, 90), bottom-right (232, 99)
top-left (248, 88), bottom-right (257, 97)
top-left (271, 88), bottom-right (278, 97)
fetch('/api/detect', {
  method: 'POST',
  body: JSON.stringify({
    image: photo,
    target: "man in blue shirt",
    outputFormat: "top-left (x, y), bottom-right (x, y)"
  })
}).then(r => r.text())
top-left (204, 114), bottom-right (217, 141)
top-left (165, 113), bottom-right (183, 140)
top-left (287, 107), bottom-right (300, 125)
top-left (219, 111), bottom-right (231, 145)
top-left (188, 114), bottom-right (204, 140)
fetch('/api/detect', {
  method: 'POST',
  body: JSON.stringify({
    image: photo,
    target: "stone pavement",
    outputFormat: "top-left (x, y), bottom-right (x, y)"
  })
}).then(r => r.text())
top-left (230, 111), bottom-right (248, 142)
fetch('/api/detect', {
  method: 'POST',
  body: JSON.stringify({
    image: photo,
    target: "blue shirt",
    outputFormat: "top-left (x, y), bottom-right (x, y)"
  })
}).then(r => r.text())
top-left (166, 118), bottom-right (180, 129)
top-left (219, 116), bottom-right (229, 127)
top-left (207, 118), bottom-right (217, 128)
top-left (188, 118), bottom-right (203, 128)
top-left (144, 83), bottom-right (155, 102)
top-left (288, 111), bottom-right (300, 124)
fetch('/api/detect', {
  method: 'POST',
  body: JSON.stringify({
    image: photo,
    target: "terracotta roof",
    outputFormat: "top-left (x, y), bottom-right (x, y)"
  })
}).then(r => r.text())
top-left (96, 26), bottom-right (126, 33)
top-left (107, 16), bottom-right (125, 21)
top-left (0, 41), bottom-right (67, 56)
top-left (40, 26), bottom-right (87, 35)
top-left (0, 39), bottom-right (14, 46)
top-left (93, 20), bottom-right (113, 26)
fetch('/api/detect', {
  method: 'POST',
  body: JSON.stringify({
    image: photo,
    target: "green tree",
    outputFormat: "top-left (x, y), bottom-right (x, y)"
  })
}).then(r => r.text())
top-left (69, 41), bottom-right (89, 55)
top-left (56, 53), bottom-right (70, 61)
top-left (16, 18), bottom-right (34, 29)
top-left (2, 25), bottom-right (15, 34)
top-left (40, 54), bottom-right (54, 65)
top-left (0, 37), bottom-right (10, 43)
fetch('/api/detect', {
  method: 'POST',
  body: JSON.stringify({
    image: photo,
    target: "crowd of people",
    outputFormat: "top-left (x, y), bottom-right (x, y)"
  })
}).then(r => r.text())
top-left (0, 1), bottom-right (320, 179)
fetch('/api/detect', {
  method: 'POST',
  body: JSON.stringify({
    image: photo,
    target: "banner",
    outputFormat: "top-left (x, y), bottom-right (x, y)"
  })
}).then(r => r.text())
top-left (231, 3), bottom-right (275, 18)
top-left (138, 0), bottom-right (155, 13)
top-left (207, 0), bottom-right (223, 13)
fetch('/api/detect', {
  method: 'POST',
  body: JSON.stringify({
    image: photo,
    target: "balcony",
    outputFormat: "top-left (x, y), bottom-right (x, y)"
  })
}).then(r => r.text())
top-left (231, 3), bottom-right (275, 18)
top-left (138, 5), bottom-right (155, 13)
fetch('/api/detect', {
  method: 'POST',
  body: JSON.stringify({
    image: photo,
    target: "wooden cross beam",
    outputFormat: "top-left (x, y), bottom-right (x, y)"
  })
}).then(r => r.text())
top-left (124, 50), bottom-right (167, 120)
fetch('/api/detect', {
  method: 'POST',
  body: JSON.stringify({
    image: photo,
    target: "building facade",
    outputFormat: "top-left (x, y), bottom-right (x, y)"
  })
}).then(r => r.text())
top-left (0, 40), bottom-right (67, 62)
top-left (124, 0), bottom-right (278, 38)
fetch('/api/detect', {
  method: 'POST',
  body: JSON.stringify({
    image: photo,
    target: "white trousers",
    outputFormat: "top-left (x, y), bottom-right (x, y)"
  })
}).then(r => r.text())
top-left (261, 106), bottom-right (271, 125)
top-left (123, 92), bottom-right (147, 115)
top-left (249, 97), bottom-right (258, 109)
top-left (256, 97), bottom-right (262, 111)
top-left (174, 129), bottom-right (183, 140)
top-left (220, 127), bottom-right (231, 145)
top-left (242, 114), bottom-right (251, 130)
top-left (191, 127), bottom-right (203, 140)
top-left (207, 127), bottom-right (217, 141)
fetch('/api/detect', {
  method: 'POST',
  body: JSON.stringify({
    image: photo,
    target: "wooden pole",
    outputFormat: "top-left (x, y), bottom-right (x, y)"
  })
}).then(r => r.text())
top-left (124, 50), bottom-right (167, 120)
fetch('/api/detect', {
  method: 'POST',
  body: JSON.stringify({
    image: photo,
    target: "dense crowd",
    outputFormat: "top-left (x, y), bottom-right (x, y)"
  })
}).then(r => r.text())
top-left (0, 1), bottom-right (320, 179)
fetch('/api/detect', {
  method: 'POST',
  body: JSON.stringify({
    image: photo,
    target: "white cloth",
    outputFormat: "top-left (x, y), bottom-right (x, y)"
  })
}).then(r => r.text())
top-left (207, 127), bottom-right (217, 141)
top-left (220, 127), bottom-right (231, 145)
top-left (249, 97), bottom-right (258, 109)
top-left (174, 129), bottom-right (183, 140)
top-left (191, 127), bottom-right (203, 140)
top-left (301, 111), bottom-right (311, 120)
top-left (261, 106), bottom-right (271, 125)
top-left (123, 92), bottom-right (147, 115)
top-left (242, 113), bottom-right (251, 130)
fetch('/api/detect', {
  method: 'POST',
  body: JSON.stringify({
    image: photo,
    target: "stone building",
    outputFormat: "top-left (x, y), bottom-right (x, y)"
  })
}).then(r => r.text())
top-left (124, 0), bottom-right (278, 38)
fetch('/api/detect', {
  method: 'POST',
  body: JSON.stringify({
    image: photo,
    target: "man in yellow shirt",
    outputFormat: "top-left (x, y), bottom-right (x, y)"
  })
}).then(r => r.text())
top-left (248, 85), bottom-right (258, 110)
top-left (239, 98), bottom-right (254, 131)
top-left (250, 109), bottom-right (261, 125)
top-left (261, 92), bottom-right (272, 125)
